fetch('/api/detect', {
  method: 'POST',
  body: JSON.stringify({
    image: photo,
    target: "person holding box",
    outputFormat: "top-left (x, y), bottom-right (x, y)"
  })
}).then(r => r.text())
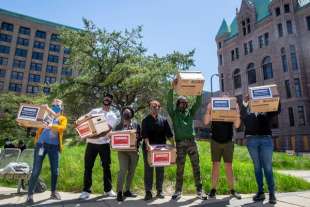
top-left (169, 79), bottom-right (207, 201)
top-left (26, 99), bottom-right (67, 204)
top-left (204, 94), bottom-right (242, 199)
top-left (142, 100), bottom-right (174, 201)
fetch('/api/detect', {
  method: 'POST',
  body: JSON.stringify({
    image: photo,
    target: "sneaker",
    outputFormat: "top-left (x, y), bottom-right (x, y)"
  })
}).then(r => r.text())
top-left (25, 196), bottom-right (34, 205)
top-left (230, 189), bottom-right (242, 200)
top-left (50, 191), bottom-right (61, 200)
top-left (105, 190), bottom-right (117, 197)
top-left (79, 191), bottom-right (90, 200)
top-left (144, 191), bottom-right (153, 201)
top-left (124, 190), bottom-right (138, 197)
top-left (156, 191), bottom-right (165, 199)
top-left (117, 192), bottom-right (124, 202)
top-left (269, 193), bottom-right (277, 204)
top-left (197, 190), bottom-right (208, 200)
top-left (253, 192), bottom-right (265, 202)
top-left (171, 191), bottom-right (182, 200)
top-left (208, 189), bottom-right (216, 199)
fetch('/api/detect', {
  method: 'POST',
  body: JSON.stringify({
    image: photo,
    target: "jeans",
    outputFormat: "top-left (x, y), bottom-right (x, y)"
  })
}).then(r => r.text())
top-left (247, 135), bottom-right (275, 194)
top-left (28, 143), bottom-right (59, 195)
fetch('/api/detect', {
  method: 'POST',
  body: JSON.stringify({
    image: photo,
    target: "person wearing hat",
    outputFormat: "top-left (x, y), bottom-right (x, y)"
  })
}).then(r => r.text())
top-left (79, 94), bottom-right (119, 200)
top-left (26, 99), bottom-right (67, 204)
top-left (115, 106), bottom-right (141, 202)
top-left (168, 79), bottom-right (207, 200)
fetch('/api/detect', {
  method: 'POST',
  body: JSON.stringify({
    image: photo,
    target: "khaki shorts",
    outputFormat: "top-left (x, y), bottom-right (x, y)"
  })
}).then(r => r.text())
top-left (210, 139), bottom-right (234, 163)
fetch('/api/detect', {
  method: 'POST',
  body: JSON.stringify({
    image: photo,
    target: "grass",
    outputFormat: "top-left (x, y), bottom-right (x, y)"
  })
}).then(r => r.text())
top-left (1, 141), bottom-right (310, 195)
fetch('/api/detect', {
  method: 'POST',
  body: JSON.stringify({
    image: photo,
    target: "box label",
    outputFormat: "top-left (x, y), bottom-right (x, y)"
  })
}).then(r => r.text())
top-left (76, 122), bottom-right (92, 138)
top-left (212, 99), bottom-right (230, 110)
top-left (152, 152), bottom-right (171, 166)
top-left (251, 88), bottom-right (272, 99)
top-left (19, 106), bottom-right (39, 121)
top-left (112, 134), bottom-right (130, 148)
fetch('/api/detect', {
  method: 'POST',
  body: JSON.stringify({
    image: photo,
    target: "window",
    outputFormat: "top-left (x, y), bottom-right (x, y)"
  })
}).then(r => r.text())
top-left (27, 85), bottom-right (40, 94)
top-left (13, 59), bottom-right (26, 69)
top-left (48, 55), bottom-right (59, 63)
top-left (247, 63), bottom-right (256, 84)
top-left (0, 45), bottom-right (10, 54)
top-left (64, 48), bottom-right (70, 55)
top-left (45, 76), bottom-right (57, 84)
top-left (249, 40), bottom-right (253, 53)
top-left (32, 52), bottom-right (44, 60)
top-left (33, 41), bottom-right (45, 49)
top-left (235, 48), bottom-right (239, 59)
top-left (43, 87), bottom-right (50, 94)
top-left (220, 73), bottom-right (224, 92)
top-left (15, 48), bottom-right (28, 57)
top-left (50, 33), bottom-right (60, 42)
top-left (275, 7), bottom-right (281, 16)
top-left (19, 26), bottom-right (31, 35)
top-left (288, 107), bottom-right (295, 127)
top-left (281, 48), bottom-right (288, 72)
top-left (30, 62), bottom-right (42, 72)
top-left (307, 16), bottom-right (310, 31)
top-left (285, 80), bottom-right (292, 98)
top-left (49, 44), bottom-right (60, 52)
top-left (9, 83), bottom-right (22, 92)
top-left (11, 71), bottom-right (24, 80)
top-left (231, 50), bottom-right (235, 61)
top-left (297, 106), bottom-right (306, 126)
top-left (0, 33), bottom-right (12, 43)
top-left (1, 22), bottom-right (14, 32)
top-left (242, 18), bottom-right (251, 35)
top-left (258, 36), bottom-right (264, 48)
top-left (61, 68), bottom-right (72, 76)
top-left (264, 33), bottom-right (269, 46)
top-left (284, 4), bottom-right (290, 13)
top-left (218, 54), bottom-right (223, 66)
top-left (46, 65), bottom-right (58, 74)
top-left (290, 45), bottom-right (298, 70)
top-left (233, 69), bottom-right (241, 89)
top-left (0, 81), bottom-right (4, 90)
top-left (244, 43), bottom-right (248, 55)
top-left (35, 30), bottom-right (46, 39)
top-left (63, 56), bottom-right (69, 64)
top-left (262, 56), bottom-right (273, 80)
top-left (294, 78), bottom-right (302, 97)
top-left (218, 42), bottom-right (222, 49)
top-left (286, 20), bottom-right (293, 34)
top-left (0, 57), bottom-right (8, 66)
top-left (28, 74), bottom-right (41, 83)
top-left (0, 69), bottom-right (6, 78)
top-left (278, 23), bottom-right (283, 37)
top-left (17, 37), bottom-right (29, 46)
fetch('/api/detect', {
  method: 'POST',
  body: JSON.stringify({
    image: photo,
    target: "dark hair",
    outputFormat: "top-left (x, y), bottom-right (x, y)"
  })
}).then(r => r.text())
top-left (121, 106), bottom-right (135, 119)
top-left (104, 93), bottom-right (113, 100)
top-left (176, 96), bottom-right (188, 107)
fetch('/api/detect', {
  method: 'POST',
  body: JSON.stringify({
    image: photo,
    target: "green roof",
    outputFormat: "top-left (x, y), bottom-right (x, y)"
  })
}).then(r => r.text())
top-left (228, 17), bottom-right (238, 38)
top-left (216, 19), bottom-right (229, 37)
top-left (0, 8), bottom-right (80, 31)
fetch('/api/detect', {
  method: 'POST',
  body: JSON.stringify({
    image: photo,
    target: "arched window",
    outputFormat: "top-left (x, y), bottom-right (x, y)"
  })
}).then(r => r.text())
top-left (247, 63), bottom-right (256, 84)
top-left (281, 48), bottom-right (288, 72)
top-left (233, 69), bottom-right (242, 89)
top-left (262, 56), bottom-right (273, 80)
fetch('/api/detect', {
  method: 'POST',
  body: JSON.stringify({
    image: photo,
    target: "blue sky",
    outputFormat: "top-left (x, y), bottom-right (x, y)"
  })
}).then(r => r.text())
top-left (1, 0), bottom-right (240, 91)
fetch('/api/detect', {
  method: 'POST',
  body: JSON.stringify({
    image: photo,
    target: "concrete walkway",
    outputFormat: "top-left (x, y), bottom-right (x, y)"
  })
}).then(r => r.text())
top-left (1, 187), bottom-right (310, 207)
top-left (277, 170), bottom-right (310, 182)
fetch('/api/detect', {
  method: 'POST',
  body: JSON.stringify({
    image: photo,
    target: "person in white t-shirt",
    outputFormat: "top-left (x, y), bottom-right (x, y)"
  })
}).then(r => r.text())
top-left (79, 94), bottom-right (119, 200)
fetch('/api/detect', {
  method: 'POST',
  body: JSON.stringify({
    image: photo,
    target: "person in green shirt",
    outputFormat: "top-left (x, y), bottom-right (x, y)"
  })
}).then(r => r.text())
top-left (168, 79), bottom-right (207, 200)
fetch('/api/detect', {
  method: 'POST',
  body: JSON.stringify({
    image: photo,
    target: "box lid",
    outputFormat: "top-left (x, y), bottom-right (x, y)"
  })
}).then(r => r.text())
top-left (177, 71), bottom-right (204, 80)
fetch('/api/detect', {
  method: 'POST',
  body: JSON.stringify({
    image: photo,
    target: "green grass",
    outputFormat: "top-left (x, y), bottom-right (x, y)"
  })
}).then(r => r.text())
top-left (1, 141), bottom-right (310, 195)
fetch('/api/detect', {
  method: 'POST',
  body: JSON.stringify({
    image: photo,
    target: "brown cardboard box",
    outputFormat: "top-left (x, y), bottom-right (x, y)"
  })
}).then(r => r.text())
top-left (16, 104), bottom-right (56, 128)
top-left (75, 114), bottom-right (110, 139)
top-left (175, 71), bottom-right (205, 96)
top-left (249, 84), bottom-right (280, 113)
top-left (110, 130), bottom-right (137, 151)
top-left (147, 144), bottom-right (176, 167)
top-left (211, 97), bottom-right (238, 122)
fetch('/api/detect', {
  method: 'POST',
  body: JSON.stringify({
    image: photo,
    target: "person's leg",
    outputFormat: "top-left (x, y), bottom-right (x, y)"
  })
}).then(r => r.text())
top-left (47, 145), bottom-right (60, 193)
top-left (98, 143), bottom-right (112, 193)
top-left (83, 143), bottom-right (98, 193)
top-left (260, 137), bottom-right (275, 194)
top-left (125, 152), bottom-right (139, 192)
top-left (143, 149), bottom-right (153, 192)
top-left (175, 142), bottom-right (187, 193)
top-left (155, 166), bottom-right (164, 193)
top-left (117, 151), bottom-right (129, 192)
top-left (187, 140), bottom-right (203, 192)
top-left (223, 141), bottom-right (234, 190)
top-left (210, 140), bottom-right (222, 190)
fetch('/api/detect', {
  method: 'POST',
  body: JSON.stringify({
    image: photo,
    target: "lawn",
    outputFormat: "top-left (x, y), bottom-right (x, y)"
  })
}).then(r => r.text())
top-left (1, 141), bottom-right (310, 195)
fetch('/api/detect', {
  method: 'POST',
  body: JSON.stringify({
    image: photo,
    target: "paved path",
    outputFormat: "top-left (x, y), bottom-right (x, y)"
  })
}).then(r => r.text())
top-left (1, 187), bottom-right (310, 207)
top-left (277, 170), bottom-right (310, 182)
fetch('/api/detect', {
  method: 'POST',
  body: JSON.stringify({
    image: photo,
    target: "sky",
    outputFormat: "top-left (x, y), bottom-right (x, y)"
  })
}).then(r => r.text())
top-left (1, 0), bottom-right (241, 91)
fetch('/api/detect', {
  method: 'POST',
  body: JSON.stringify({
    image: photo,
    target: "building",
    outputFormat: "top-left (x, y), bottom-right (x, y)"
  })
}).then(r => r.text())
top-left (215, 0), bottom-right (310, 152)
top-left (0, 8), bottom-right (78, 94)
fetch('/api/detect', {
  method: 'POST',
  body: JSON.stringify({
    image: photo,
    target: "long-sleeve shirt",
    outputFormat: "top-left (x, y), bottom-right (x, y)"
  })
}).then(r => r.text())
top-left (167, 89), bottom-right (202, 142)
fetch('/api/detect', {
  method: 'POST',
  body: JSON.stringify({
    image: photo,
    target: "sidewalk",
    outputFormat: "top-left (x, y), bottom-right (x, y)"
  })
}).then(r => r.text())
top-left (1, 187), bottom-right (310, 207)
top-left (277, 170), bottom-right (310, 182)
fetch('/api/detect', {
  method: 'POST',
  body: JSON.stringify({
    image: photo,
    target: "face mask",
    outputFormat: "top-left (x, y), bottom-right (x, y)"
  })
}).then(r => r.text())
top-left (243, 101), bottom-right (249, 107)
top-left (52, 105), bottom-right (61, 113)
top-left (123, 111), bottom-right (132, 120)
top-left (150, 107), bottom-right (160, 115)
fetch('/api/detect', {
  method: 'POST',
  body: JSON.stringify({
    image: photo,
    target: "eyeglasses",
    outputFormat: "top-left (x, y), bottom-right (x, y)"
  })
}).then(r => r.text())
top-left (179, 101), bottom-right (187, 104)
top-left (151, 105), bottom-right (161, 109)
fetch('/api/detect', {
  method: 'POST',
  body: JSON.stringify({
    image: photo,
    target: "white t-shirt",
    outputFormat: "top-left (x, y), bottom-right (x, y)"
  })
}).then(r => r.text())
top-left (86, 107), bottom-right (118, 145)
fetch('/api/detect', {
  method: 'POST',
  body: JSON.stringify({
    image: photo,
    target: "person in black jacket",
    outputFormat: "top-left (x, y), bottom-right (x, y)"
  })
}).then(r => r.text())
top-left (241, 95), bottom-right (280, 205)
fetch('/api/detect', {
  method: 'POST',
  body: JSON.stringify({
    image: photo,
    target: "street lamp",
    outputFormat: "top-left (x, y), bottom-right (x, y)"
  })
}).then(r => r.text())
top-left (210, 73), bottom-right (219, 97)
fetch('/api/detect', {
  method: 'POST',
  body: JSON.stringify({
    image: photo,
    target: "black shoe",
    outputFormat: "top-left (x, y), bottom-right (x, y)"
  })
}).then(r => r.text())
top-left (144, 191), bottom-right (153, 201)
top-left (117, 192), bottom-right (124, 202)
top-left (269, 193), bottom-right (277, 204)
top-left (25, 196), bottom-right (34, 205)
top-left (171, 191), bottom-right (182, 200)
top-left (124, 190), bottom-right (137, 197)
top-left (50, 191), bottom-right (61, 200)
top-left (208, 189), bottom-right (216, 199)
top-left (253, 192), bottom-right (265, 202)
top-left (230, 189), bottom-right (242, 200)
top-left (156, 191), bottom-right (165, 199)
top-left (197, 190), bottom-right (208, 200)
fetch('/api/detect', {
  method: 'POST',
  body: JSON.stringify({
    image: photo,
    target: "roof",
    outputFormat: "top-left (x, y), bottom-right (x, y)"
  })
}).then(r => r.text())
top-left (0, 8), bottom-right (80, 31)
top-left (216, 19), bottom-right (229, 38)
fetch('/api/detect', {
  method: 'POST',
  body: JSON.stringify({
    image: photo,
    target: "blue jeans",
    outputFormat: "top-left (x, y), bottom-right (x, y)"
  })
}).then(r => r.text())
top-left (247, 135), bottom-right (275, 194)
top-left (28, 143), bottom-right (60, 195)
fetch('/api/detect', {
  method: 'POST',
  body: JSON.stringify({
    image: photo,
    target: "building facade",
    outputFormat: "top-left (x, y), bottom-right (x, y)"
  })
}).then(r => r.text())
top-left (0, 8), bottom-right (77, 95)
top-left (215, 0), bottom-right (310, 152)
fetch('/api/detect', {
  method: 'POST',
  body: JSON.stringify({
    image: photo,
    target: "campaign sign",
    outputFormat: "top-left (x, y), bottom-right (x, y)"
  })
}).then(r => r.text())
top-left (152, 151), bottom-right (171, 166)
top-left (212, 99), bottom-right (230, 110)
top-left (251, 88), bottom-right (272, 100)
top-left (19, 106), bottom-right (39, 121)
top-left (112, 134), bottom-right (130, 148)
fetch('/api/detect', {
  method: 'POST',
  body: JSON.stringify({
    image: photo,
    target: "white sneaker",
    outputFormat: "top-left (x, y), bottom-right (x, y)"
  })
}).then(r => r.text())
top-left (79, 191), bottom-right (90, 200)
top-left (105, 190), bottom-right (117, 197)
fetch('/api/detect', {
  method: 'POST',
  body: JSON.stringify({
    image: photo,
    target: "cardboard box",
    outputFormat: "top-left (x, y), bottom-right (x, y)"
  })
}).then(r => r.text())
top-left (211, 97), bottom-right (238, 122)
top-left (16, 104), bottom-right (56, 128)
top-left (110, 130), bottom-right (137, 151)
top-left (249, 84), bottom-right (280, 113)
top-left (147, 144), bottom-right (176, 167)
top-left (75, 114), bottom-right (110, 139)
top-left (175, 71), bottom-right (205, 96)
